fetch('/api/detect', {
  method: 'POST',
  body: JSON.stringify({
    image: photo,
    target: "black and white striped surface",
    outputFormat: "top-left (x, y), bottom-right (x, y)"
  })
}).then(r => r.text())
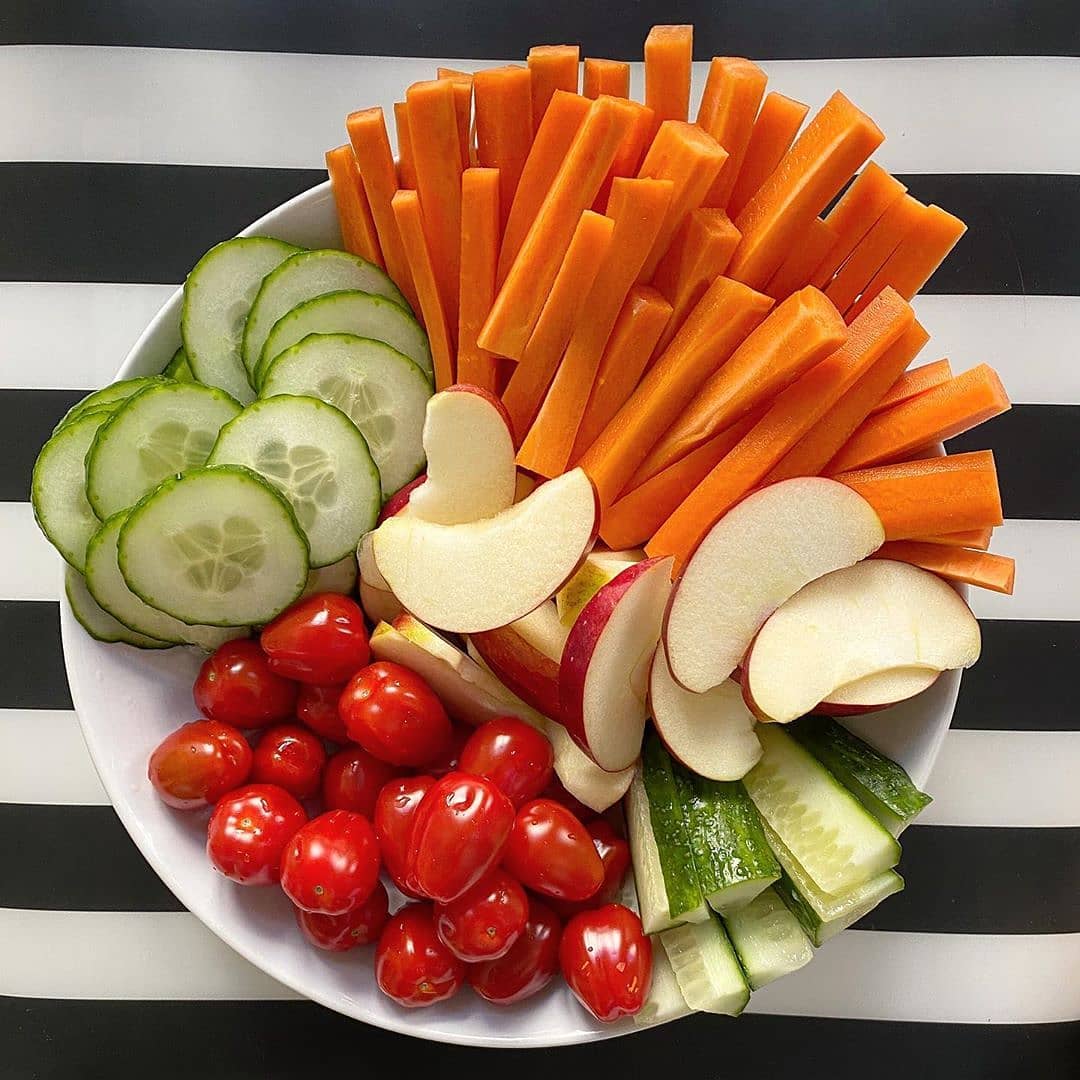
top-left (4, 5), bottom-right (1080, 1075)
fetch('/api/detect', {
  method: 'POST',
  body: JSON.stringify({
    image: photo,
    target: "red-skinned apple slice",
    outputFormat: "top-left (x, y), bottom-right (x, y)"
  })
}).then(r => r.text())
top-left (555, 548), bottom-right (644, 627)
top-left (744, 559), bottom-right (981, 725)
top-left (378, 474), bottom-right (424, 523)
top-left (560, 557), bottom-right (675, 772)
top-left (372, 468), bottom-right (599, 633)
top-left (818, 667), bottom-right (941, 715)
top-left (664, 477), bottom-right (885, 693)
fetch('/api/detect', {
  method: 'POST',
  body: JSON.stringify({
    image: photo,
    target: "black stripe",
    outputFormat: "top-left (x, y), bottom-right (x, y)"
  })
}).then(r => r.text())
top-left (0, 389), bottom-right (86, 503)
top-left (0, 602), bottom-right (71, 711)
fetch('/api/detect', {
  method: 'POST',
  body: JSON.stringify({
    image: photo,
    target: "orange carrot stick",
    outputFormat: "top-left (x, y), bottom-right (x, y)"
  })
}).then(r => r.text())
top-left (392, 102), bottom-right (417, 189)
top-left (502, 210), bottom-right (615, 442)
top-left (764, 217), bottom-right (835, 301)
top-left (595, 101), bottom-right (655, 213)
top-left (727, 92), bottom-right (809, 219)
top-left (728, 92), bottom-right (884, 290)
top-left (871, 358), bottom-right (954, 415)
top-left (872, 541), bottom-right (1014, 594)
top-left (480, 96), bottom-right (636, 360)
top-left (635, 285), bottom-right (847, 483)
top-left (516, 177), bottom-right (674, 477)
top-left (438, 69), bottom-right (474, 168)
top-left (392, 190), bottom-right (454, 391)
top-left (644, 25), bottom-right (693, 135)
top-left (834, 452), bottom-right (1004, 540)
top-left (527, 45), bottom-right (580, 131)
top-left (474, 65), bottom-right (533, 229)
top-left (457, 168), bottom-right (501, 392)
top-left (583, 58), bottom-right (630, 99)
top-left (577, 276), bottom-right (774, 506)
top-left (325, 145), bottom-right (383, 267)
top-left (916, 527), bottom-right (994, 550)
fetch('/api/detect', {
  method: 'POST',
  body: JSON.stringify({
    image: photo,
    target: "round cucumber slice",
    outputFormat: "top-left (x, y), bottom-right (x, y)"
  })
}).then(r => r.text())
top-left (163, 346), bottom-right (196, 382)
top-left (182, 236), bottom-right (300, 403)
top-left (302, 553), bottom-right (358, 599)
top-left (260, 334), bottom-right (430, 498)
top-left (242, 249), bottom-right (409, 382)
top-left (86, 381), bottom-right (242, 519)
top-left (53, 376), bottom-right (168, 434)
top-left (66, 566), bottom-right (172, 649)
top-left (255, 289), bottom-right (432, 388)
top-left (208, 395), bottom-right (380, 567)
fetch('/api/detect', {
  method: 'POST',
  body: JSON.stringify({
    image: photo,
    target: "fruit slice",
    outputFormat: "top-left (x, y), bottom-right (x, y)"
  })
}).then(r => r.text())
top-left (555, 548), bottom-right (644, 627)
top-left (357, 533), bottom-right (403, 625)
top-left (818, 666), bottom-right (940, 715)
top-left (301, 554), bottom-right (358, 599)
top-left (664, 477), bottom-right (884, 693)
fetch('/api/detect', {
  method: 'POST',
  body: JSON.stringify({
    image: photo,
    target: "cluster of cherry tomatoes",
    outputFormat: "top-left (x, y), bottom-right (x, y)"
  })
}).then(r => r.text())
top-left (147, 592), bottom-right (652, 1021)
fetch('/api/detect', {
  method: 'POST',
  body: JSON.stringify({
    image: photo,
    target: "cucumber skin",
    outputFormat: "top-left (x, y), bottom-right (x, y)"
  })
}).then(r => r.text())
top-left (65, 568), bottom-right (172, 650)
top-left (163, 347), bottom-right (196, 381)
top-left (52, 377), bottom-right (168, 434)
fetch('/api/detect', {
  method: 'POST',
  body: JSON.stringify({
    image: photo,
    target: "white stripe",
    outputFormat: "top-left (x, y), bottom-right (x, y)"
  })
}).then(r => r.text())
top-left (0, 710), bottom-right (106, 805)
top-left (0, 503), bottom-right (63, 602)
top-left (0, 47), bottom-right (1076, 173)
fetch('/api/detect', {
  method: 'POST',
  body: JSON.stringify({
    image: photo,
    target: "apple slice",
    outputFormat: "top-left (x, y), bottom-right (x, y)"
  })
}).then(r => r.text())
top-left (378, 474), bottom-right (424, 523)
top-left (357, 533), bottom-right (403, 625)
top-left (818, 666), bottom-right (941, 715)
top-left (555, 548), bottom-right (645, 627)
top-left (665, 477), bottom-right (885, 693)
top-left (560, 557), bottom-right (675, 771)
top-left (744, 559), bottom-right (981, 724)
top-left (372, 467), bottom-right (598, 633)
top-left (649, 646), bottom-right (762, 780)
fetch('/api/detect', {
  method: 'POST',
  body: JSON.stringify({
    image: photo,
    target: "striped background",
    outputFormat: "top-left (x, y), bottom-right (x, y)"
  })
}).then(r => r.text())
top-left (4, 4), bottom-right (1080, 1075)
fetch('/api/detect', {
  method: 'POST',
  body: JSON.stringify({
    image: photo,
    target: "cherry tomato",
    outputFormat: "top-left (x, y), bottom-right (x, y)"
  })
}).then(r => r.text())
top-left (541, 778), bottom-right (595, 824)
top-left (435, 869), bottom-right (528, 962)
top-left (295, 682), bottom-right (348, 742)
top-left (260, 594), bottom-right (370, 684)
top-left (194, 639), bottom-right (297, 729)
top-left (207, 784), bottom-right (306, 886)
top-left (502, 799), bottom-right (604, 901)
top-left (550, 820), bottom-right (632, 918)
top-left (411, 772), bottom-right (515, 902)
top-left (294, 881), bottom-right (389, 951)
top-left (459, 717), bottom-right (554, 808)
top-left (375, 904), bottom-right (466, 1008)
top-left (373, 775), bottom-right (434, 897)
top-left (468, 897), bottom-right (562, 1006)
top-left (339, 661), bottom-right (451, 767)
top-left (250, 723), bottom-right (326, 800)
top-left (559, 904), bottom-right (652, 1022)
top-left (148, 719), bottom-right (252, 809)
top-left (425, 724), bottom-right (471, 777)
top-left (323, 745), bottom-right (399, 818)
top-left (280, 809), bottom-right (381, 915)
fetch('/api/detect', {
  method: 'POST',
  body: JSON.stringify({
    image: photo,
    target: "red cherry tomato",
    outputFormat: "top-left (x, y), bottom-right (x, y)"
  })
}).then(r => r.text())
top-left (339, 661), bottom-right (451, 767)
top-left (459, 717), bottom-right (554, 808)
top-left (206, 784), bottom-right (306, 886)
top-left (375, 904), bottom-right (466, 1008)
top-left (541, 778), bottom-right (595, 824)
top-left (295, 682), bottom-right (348, 741)
top-left (250, 723), bottom-right (326, 800)
top-left (559, 904), bottom-right (652, 1022)
top-left (280, 809), bottom-right (381, 915)
top-left (373, 775), bottom-right (434, 897)
top-left (260, 594), bottom-right (370, 684)
top-left (194, 640), bottom-right (297, 729)
top-left (434, 868), bottom-right (528, 962)
top-left (426, 724), bottom-right (471, 777)
top-left (502, 799), bottom-right (604, 901)
top-left (411, 772), bottom-right (515, 903)
top-left (550, 820), bottom-right (632, 918)
top-left (294, 881), bottom-right (389, 951)
top-left (148, 719), bottom-right (252, 809)
top-left (323, 745), bottom-right (399, 818)
top-left (468, 897), bottom-right (562, 1006)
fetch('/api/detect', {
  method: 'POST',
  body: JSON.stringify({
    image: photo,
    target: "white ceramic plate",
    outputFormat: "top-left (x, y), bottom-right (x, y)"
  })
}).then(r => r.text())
top-left (61, 181), bottom-right (961, 1047)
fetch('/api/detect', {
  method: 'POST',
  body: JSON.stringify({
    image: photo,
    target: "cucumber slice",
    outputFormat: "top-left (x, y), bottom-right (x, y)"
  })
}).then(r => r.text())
top-left (260, 333), bottom-right (430, 497)
top-left (66, 566), bottom-right (171, 649)
top-left (789, 716), bottom-right (932, 836)
top-left (744, 724), bottom-right (901, 897)
top-left (86, 382), bottom-right (242, 519)
top-left (255, 289), bottom-right (433, 388)
top-left (634, 938), bottom-right (693, 1027)
top-left (163, 347), bottom-right (196, 381)
top-left (118, 465), bottom-right (309, 627)
top-left (302, 553), bottom-right (358, 598)
top-left (182, 236), bottom-right (300, 402)
top-left (208, 395), bottom-right (380, 567)
top-left (53, 376), bottom-right (168, 434)
top-left (242, 249), bottom-right (408, 382)
top-left (627, 771), bottom-right (681, 935)
top-left (86, 512), bottom-right (247, 649)
top-left (722, 886), bottom-right (813, 989)
top-left (660, 917), bottom-right (749, 1017)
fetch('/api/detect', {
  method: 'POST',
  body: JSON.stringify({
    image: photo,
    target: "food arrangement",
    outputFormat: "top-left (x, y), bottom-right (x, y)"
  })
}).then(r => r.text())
top-left (35, 23), bottom-right (1015, 1029)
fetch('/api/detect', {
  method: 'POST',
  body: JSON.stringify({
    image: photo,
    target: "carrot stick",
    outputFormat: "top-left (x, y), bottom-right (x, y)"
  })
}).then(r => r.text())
top-left (325, 146), bottom-right (384, 267)
top-left (457, 168), bottom-right (501, 392)
top-left (497, 91), bottom-right (591, 285)
top-left (696, 57), bottom-right (768, 210)
top-left (595, 101), bottom-right (655, 213)
top-left (438, 69), bottom-right (474, 168)
top-left (502, 210), bottom-right (615, 442)
top-left (827, 363), bottom-right (1011, 473)
top-left (728, 92), bottom-right (884, 290)
top-left (392, 190), bottom-right (455, 391)
top-left (635, 121), bottom-right (727, 281)
top-left (577, 276), bottom-right (774, 506)
top-left (872, 541), bottom-right (1014, 594)
top-left (644, 25), bottom-right (693, 135)
top-left (871, 358), bottom-right (954, 415)
top-left (916, 527), bottom-right (994, 550)
top-left (527, 45), bottom-right (580, 131)
top-left (764, 217), bottom-right (835, 300)
top-left (480, 96), bottom-right (636, 360)
top-left (346, 107), bottom-right (418, 312)
top-left (583, 58), bottom-right (630, 99)
top-left (392, 102), bottom-right (417, 189)
top-left (516, 177), bottom-right (674, 477)
top-left (834, 451), bottom-right (1004, 540)
top-left (727, 93), bottom-right (809, 219)
top-left (572, 285), bottom-right (673, 458)
top-left (635, 285), bottom-right (847, 484)
top-left (474, 65), bottom-right (533, 230)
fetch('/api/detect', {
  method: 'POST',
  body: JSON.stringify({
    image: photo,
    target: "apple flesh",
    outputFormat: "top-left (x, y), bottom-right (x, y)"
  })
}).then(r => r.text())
top-left (818, 666), bottom-right (941, 716)
top-left (664, 477), bottom-right (885, 693)
top-left (357, 533), bottom-right (403, 625)
top-left (555, 548), bottom-right (644, 627)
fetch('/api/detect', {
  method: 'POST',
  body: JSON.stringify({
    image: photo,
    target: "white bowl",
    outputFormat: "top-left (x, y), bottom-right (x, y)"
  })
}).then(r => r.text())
top-left (61, 181), bottom-right (961, 1047)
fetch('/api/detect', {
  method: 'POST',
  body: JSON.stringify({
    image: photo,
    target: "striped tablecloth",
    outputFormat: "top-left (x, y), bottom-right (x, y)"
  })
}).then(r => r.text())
top-left (3, 4), bottom-right (1079, 1076)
